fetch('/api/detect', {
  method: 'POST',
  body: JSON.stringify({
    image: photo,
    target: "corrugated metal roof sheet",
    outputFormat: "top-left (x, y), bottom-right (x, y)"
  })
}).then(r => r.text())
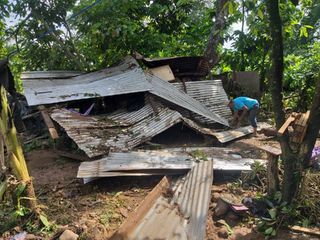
top-left (173, 80), bottom-right (232, 124)
top-left (21, 71), bottom-right (83, 79)
top-left (212, 126), bottom-right (254, 143)
top-left (22, 57), bottom-right (152, 106)
top-left (147, 73), bottom-right (229, 126)
top-left (112, 160), bottom-right (213, 240)
top-left (77, 147), bottom-right (265, 178)
top-left (106, 104), bottom-right (155, 126)
top-left (51, 107), bottom-right (183, 158)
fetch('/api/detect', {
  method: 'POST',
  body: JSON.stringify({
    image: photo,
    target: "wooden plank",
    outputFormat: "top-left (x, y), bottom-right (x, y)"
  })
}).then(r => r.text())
top-left (298, 111), bottom-right (310, 143)
top-left (110, 176), bottom-right (170, 240)
top-left (289, 225), bottom-right (320, 237)
top-left (301, 110), bottom-right (310, 126)
top-left (278, 115), bottom-right (295, 136)
top-left (257, 145), bottom-right (282, 156)
top-left (148, 65), bottom-right (175, 81)
top-left (38, 106), bottom-right (59, 140)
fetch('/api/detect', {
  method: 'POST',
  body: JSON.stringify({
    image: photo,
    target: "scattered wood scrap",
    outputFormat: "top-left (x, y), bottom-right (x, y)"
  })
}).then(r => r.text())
top-left (148, 65), bottom-right (175, 81)
top-left (277, 111), bottom-right (310, 144)
top-left (256, 145), bottom-right (282, 157)
top-left (38, 106), bottom-right (59, 140)
top-left (291, 111), bottom-right (310, 144)
top-left (289, 225), bottom-right (320, 237)
top-left (278, 115), bottom-right (295, 136)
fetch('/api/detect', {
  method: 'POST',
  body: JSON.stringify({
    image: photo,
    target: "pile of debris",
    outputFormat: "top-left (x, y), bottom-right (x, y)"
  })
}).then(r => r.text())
top-left (18, 55), bottom-right (264, 239)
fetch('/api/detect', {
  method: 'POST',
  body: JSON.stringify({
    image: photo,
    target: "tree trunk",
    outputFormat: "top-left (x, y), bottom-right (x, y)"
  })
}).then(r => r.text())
top-left (203, 0), bottom-right (228, 72)
top-left (267, 0), bottom-right (320, 203)
top-left (266, 0), bottom-right (299, 203)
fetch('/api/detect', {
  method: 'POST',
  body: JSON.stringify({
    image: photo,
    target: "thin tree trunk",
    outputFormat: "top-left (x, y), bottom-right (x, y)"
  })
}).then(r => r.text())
top-left (266, 0), bottom-right (299, 203)
top-left (203, 0), bottom-right (228, 72)
top-left (240, 0), bottom-right (245, 71)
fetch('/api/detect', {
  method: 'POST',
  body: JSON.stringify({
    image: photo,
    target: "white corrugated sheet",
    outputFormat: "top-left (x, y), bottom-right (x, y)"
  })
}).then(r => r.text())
top-left (147, 73), bottom-right (229, 127)
top-left (77, 147), bottom-right (266, 178)
top-left (173, 80), bottom-right (232, 124)
top-left (22, 57), bottom-right (152, 106)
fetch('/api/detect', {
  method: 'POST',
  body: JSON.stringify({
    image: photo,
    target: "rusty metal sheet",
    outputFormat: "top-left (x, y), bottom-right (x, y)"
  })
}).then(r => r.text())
top-left (147, 73), bottom-right (229, 127)
top-left (106, 104), bottom-right (154, 126)
top-left (173, 80), bottom-right (232, 124)
top-left (77, 147), bottom-right (266, 178)
top-left (22, 57), bottom-right (152, 106)
top-left (51, 107), bottom-right (183, 158)
top-left (111, 160), bottom-right (213, 240)
top-left (212, 126), bottom-right (254, 143)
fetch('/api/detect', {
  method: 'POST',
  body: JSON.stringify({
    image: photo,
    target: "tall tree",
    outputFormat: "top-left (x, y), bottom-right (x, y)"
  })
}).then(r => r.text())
top-left (266, 0), bottom-right (320, 202)
top-left (203, 0), bottom-right (228, 71)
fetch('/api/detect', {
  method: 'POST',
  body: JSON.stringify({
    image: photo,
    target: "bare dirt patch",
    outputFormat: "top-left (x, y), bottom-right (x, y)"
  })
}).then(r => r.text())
top-left (21, 135), bottom-right (320, 239)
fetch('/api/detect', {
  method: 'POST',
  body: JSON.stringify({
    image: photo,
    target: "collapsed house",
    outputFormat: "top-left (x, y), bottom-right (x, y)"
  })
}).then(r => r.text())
top-left (20, 55), bottom-right (263, 239)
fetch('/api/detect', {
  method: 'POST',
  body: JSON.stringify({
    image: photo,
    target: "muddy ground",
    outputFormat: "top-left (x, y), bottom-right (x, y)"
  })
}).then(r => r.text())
top-left (4, 134), bottom-right (320, 240)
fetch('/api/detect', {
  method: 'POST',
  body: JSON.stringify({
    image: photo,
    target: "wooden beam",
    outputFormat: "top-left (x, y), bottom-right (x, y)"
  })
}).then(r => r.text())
top-left (289, 225), bottom-right (320, 237)
top-left (257, 145), bottom-right (282, 156)
top-left (38, 106), bottom-right (59, 140)
top-left (110, 176), bottom-right (170, 240)
top-left (277, 115), bottom-right (295, 136)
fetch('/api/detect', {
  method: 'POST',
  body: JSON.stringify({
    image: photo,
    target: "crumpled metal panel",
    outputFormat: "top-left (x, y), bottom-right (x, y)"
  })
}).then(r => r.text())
top-left (212, 126), bottom-right (254, 143)
top-left (22, 57), bottom-right (152, 106)
top-left (106, 104), bottom-right (155, 126)
top-left (147, 73), bottom-right (229, 127)
top-left (118, 160), bottom-right (213, 240)
top-left (173, 80), bottom-right (232, 124)
top-left (51, 106), bottom-right (253, 159)
top-left (77, 147), bottom-right (264, 178)
top-left (51, 107), bottom-right (183, 158)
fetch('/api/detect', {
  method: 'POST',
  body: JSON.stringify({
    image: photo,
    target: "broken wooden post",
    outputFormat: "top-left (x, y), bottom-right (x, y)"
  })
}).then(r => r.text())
top-left (257, 145), bottom-right (281, 196)
top-left (38, 106), bottom-right (59, 140)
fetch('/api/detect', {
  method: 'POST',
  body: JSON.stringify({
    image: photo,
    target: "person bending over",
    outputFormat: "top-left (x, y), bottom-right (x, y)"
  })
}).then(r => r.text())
top-left (227, 96), bottom-right (259, 135)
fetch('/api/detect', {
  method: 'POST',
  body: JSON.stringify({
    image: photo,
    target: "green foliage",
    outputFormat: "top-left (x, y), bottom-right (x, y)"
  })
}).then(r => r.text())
top-left (257, 192), bottom-right (285, 239)
top-left (283, 42), bottom-right (320, 110)
top-left (189, 149), bottom-right (208, 161)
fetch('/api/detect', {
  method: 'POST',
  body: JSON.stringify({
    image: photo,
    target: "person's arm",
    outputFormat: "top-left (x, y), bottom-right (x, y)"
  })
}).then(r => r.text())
top-left (236, 106), bottom-right (248, 126)
top-left (232, 111), bottom-right (239, 126)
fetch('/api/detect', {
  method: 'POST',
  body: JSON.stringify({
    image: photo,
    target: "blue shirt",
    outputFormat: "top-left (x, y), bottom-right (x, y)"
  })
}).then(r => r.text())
top-left (233, 97), bottom-right (259, 111)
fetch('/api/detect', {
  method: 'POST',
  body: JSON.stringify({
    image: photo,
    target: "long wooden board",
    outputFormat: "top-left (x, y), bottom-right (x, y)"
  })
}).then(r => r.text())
top-left (278, 116), bottom-right (295, 136)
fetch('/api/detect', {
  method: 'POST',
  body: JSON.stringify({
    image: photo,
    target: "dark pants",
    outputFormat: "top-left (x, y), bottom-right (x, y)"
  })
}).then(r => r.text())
top-left (249, 104), bottom-right (259, 128)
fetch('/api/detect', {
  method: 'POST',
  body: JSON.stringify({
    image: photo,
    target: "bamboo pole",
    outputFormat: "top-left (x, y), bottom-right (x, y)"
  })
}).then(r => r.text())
top-left (0, 86), bottom-right (38, 213)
